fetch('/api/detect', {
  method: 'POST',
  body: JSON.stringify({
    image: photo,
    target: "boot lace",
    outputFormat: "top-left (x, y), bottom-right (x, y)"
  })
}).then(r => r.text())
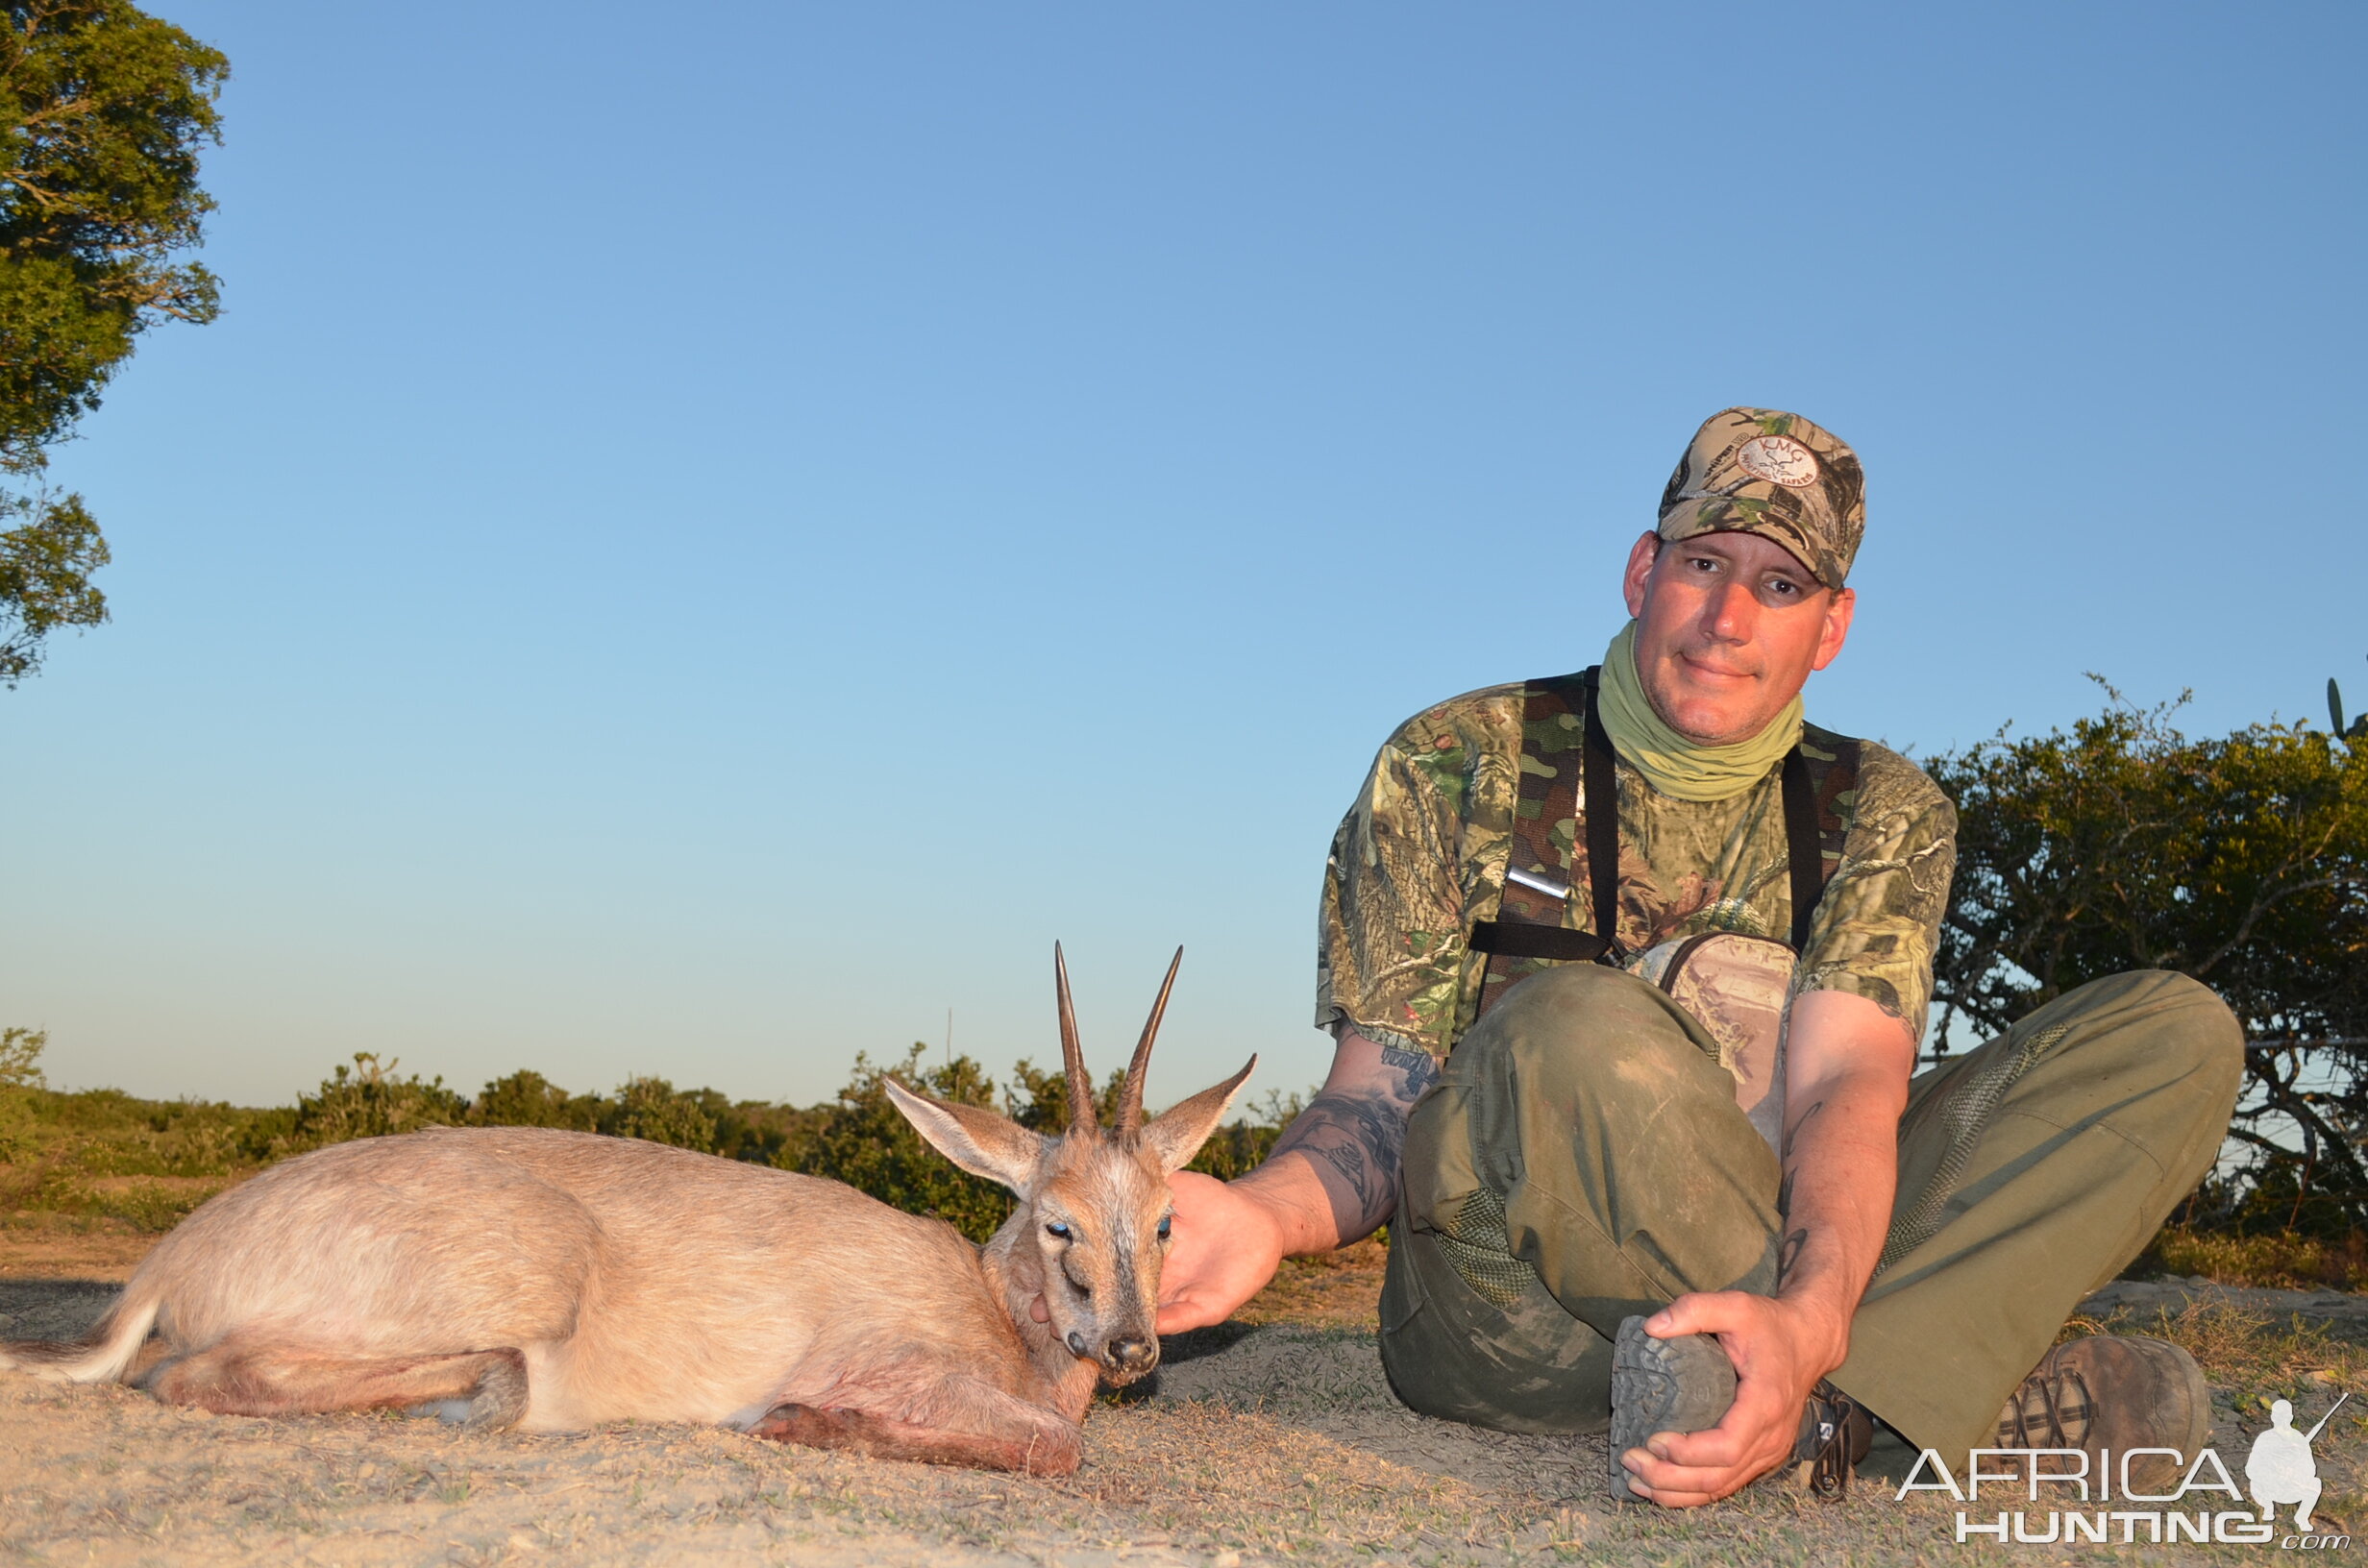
top-left (2000, 1358), bottom-right (2095, 1450)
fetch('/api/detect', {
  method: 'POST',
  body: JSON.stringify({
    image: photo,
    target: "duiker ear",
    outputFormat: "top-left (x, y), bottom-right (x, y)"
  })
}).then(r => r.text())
top-left (1139, 1056), bottom-right (1257, 1174)
top-left (883, 1079), bottom-right (1046, 1193)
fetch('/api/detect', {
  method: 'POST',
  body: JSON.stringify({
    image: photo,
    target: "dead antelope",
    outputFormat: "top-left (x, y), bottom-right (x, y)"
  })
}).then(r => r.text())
top-left (0, 946), bottom-right (1250, 1475)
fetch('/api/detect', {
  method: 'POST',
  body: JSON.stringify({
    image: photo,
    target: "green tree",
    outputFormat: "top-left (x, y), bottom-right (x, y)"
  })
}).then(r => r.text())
top-left (598, 1074), bottom-right (717, 1152)
top-left (266, 1052), bottom-right (466, 1156)
top-left (0, 1023), bottom-right (45, 1159)
top-left (468, 1068), bottom-right (602, 1131)
top-left (0, 0), bottom-right (226, 683)
top-left (792, 1042), bottom-right (1014, 1242)
top-left (1183, 1087), bottom-right (1305, 1182)
top-left (1927, 686), bottom-right (2368, 1232)
top-left (1000, 1056), bottom-right (1123, 1133)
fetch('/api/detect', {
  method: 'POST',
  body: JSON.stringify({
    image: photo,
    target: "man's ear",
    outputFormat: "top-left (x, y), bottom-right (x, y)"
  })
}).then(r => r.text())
top-left (1139, 1057), bottom-right (1257, 1174)
top-left (1621, 530), bottom-right (1662, 619)
top-left (883, 1078), bottom-right (1046, 1192)
top-left (1810, 585), bottom-right (1856, 672)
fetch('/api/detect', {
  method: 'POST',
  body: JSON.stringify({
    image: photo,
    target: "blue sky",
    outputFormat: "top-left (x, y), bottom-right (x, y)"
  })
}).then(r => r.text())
top-left (5, 2), bottom-right (2363, 1112)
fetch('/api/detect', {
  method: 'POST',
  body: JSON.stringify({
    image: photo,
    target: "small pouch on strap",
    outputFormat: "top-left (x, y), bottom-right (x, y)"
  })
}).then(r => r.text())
top-left (1617, 727), bottom-right (1834, 1154)
top-left (1626, 932), bottom-right (1798, 1154)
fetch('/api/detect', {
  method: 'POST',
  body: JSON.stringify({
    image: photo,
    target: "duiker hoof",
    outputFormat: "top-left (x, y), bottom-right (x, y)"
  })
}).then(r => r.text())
top-left (460, 1348), bottom-right (530, 1429)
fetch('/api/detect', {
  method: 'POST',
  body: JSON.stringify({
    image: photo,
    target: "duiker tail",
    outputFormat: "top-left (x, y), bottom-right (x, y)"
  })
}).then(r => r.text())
top-left (0, 1286), bottom-right (160, 1384)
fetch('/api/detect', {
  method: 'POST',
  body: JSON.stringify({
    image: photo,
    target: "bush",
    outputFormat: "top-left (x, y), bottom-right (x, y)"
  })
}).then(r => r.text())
top-left (468, 1069), bottom-right (601, 1131)
top-left (787, 1046), bottom-right (1308, 1241)
top-left (1928, 687), bottom-right (2367, 1234)
top-left (5, 1039), bottom-right (1313, 1243)
top-left (598, 1076), bottom-right (717, 1153)
top-left (792, 1043), bottom-right (1013, 1242)
top-left (263, 1052), bottom-right (467, 1156)
top-left (2129, 1224), bottom-right (2368, 1292)
top-left (1185, 1088), bottom-right (1305, 1182)
top-left (0, 1026), bottom-right (46, 1161)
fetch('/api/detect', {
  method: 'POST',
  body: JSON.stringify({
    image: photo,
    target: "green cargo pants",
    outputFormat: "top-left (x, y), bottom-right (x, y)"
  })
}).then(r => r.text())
top-left (1378, 964), bottom-right (2243, 1465)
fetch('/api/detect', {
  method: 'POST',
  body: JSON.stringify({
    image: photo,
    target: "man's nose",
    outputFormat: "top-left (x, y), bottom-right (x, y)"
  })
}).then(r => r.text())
top-left (1701, 576), bottom-right (1757, 642)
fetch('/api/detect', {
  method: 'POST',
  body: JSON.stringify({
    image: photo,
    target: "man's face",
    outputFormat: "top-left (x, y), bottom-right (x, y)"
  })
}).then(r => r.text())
top-left (1620, 528), bottom-right (1856, 747)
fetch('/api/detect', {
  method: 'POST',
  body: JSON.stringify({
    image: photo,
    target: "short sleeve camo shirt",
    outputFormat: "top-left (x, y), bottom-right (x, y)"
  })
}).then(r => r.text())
top-left (1315, 677), bottom-right (1958, 1061)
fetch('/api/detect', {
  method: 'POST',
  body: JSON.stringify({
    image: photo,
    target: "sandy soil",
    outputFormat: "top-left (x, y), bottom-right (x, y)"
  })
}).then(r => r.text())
top-left (0, 1223), bottom-right (159, 1282)
top-left (3, 1233), bottom-right (2360, 1566)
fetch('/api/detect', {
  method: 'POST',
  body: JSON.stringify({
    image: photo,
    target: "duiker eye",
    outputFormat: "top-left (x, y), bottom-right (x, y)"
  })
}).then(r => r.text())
top-left (1045, 1222), bottom-right (1073, 1241)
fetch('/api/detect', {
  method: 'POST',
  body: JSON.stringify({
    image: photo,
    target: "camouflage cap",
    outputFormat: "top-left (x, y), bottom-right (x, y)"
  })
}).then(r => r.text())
top-left (1656, 407), bottom-right (1865, 590)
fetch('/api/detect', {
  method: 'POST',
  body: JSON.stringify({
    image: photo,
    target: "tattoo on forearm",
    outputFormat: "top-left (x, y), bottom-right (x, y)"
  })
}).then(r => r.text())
top-left (1272, 1092), bottom-right (1405, 1232)
top-left (1781, 1099), bottom-right (1825, 1160)
top-left (1268, 1045), bottom-right (1434, 1235)
top-left (1378, 1045), bottom-right (1440, 1103)
top-left (1773, 1100), bottom-right (1823, 1282)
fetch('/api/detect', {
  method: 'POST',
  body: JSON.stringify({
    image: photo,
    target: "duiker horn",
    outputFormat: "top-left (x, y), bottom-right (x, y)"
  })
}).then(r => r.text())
top-left (1116, 946), bottom-right (1183, 1137)
top-left (1053, 942), bottom-right (1096, 1132)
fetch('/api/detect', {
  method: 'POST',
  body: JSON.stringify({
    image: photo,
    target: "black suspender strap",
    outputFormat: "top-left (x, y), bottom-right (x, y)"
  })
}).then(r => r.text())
top-left (1466, 670), bottom-right (1606, 985)
top-left (1581, 670), bottom-right (1622, 961)
top-left (1465, 669), bottom-right (1847, 1027)
top-left (1466, 921), bottom-right (1605, 961)
top-left (1780, 744), bottom-right (1820, 954)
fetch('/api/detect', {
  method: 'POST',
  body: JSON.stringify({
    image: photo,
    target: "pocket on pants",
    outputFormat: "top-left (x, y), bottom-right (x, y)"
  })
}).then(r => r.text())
top-left (1399, 1079), bottom-right (1482, 1235)
top-left (1378, 1231), bottom-right (1428, 1335)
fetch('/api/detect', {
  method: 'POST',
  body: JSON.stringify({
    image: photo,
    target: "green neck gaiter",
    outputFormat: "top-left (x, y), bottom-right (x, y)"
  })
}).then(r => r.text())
top-left (1596, 621), bottom-right (1803, 802)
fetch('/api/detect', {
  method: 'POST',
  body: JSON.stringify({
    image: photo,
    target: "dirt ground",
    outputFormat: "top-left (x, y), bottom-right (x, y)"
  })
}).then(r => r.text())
top-left (4, 1232), bottom-right (2363, 1566)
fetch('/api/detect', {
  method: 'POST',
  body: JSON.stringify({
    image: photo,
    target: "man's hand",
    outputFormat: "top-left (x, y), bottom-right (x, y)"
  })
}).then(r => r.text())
top-left (1153, 1028), bottom-right (1435, 1335)
top-left (1154, 1171), bottom-right (1288, 1334)
top-left (1619, 990), bottom-right (1914, 1507)
top-left (1615, 1290), bottom-right (1848, 1507)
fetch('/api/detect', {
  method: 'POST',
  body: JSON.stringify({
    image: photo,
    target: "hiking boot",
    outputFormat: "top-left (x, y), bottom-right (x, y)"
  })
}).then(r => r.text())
top-left (1792, 1379), bottom-right (1875, 1498)
top-left (1608, 1315), bottom-right (1873, 1502)
top-left (1610, 1315), bottom-right (1734, 1502)
top-left (1993, 1334), bottom-right (2211, 1491)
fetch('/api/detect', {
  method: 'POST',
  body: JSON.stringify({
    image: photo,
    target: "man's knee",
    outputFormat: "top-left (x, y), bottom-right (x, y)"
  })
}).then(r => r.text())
top-left (2053, 969), bottom-right (2244, 1097)
top-left (1456, 962), bottom-right (1714, 1107)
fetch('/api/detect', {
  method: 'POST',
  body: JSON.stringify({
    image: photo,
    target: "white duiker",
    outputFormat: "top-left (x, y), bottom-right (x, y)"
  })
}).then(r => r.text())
top-left (0, 946), bottom-right (1250, 1475)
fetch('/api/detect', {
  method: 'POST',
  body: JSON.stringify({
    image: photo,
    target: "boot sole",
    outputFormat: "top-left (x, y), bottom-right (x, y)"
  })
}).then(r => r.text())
top-left (1609, 1314), bottom-right (1737, 1503)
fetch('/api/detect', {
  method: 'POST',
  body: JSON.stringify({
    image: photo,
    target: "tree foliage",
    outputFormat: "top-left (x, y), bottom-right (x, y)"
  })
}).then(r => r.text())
top-left (11, 1037), bottom-right (1303, 1245)
top-left (793, 1042), bottom-right (1016, 1242)
top-left (1927, 686), bottom-right (2368, 1232)
top-left (269, 1051), bottom-right (468, 1154)
top-left (467, 1068), bottom-right (604, 1132)
top-left (0, 0), bottom-right (224, 682)
top-left (0, 1023), bottom-right (46, 1158)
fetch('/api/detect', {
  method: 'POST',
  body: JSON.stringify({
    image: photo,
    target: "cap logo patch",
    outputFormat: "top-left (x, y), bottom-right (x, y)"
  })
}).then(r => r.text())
top-left (1734, 434), bottom-right (1819, 488)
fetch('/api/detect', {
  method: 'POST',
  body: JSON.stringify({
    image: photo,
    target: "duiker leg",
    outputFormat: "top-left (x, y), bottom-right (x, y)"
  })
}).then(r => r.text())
top-left (144, 1337), bottom-right (529, 1427)
top-left (749, 1384), bottom-right (1081, 1475)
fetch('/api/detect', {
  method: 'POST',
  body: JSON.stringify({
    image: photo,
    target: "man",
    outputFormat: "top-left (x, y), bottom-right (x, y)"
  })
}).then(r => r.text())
top-left (1157, 408), bottom-right (2244, 1503)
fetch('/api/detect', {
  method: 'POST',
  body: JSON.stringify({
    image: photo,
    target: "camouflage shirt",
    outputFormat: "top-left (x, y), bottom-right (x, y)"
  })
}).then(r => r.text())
top-left (1316, 676), bottom-right (1958, 1061)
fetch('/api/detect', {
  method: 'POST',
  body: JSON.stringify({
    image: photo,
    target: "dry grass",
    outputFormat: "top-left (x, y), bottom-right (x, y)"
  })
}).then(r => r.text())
top-left (1228, 1237), bottom-right (1388, 1330)
top-left (0, 1217), bottom-right (155, 1279)
top-left (2135, 1225), bottom-right (2368, 1292)
top-left (6, 1232), bottom-right (2366, 1566)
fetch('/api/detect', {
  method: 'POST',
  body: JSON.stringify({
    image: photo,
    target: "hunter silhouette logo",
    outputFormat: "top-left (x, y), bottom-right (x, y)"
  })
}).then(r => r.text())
top-left (2247, 1392), bottom-right (2346, 1531)
top-left (1902, 1387), bottom-right (2355, 1548)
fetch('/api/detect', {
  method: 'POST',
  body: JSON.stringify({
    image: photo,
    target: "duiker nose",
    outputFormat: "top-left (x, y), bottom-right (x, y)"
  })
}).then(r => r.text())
top-left (1106, 1336), bottom-right (1156, 1374)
